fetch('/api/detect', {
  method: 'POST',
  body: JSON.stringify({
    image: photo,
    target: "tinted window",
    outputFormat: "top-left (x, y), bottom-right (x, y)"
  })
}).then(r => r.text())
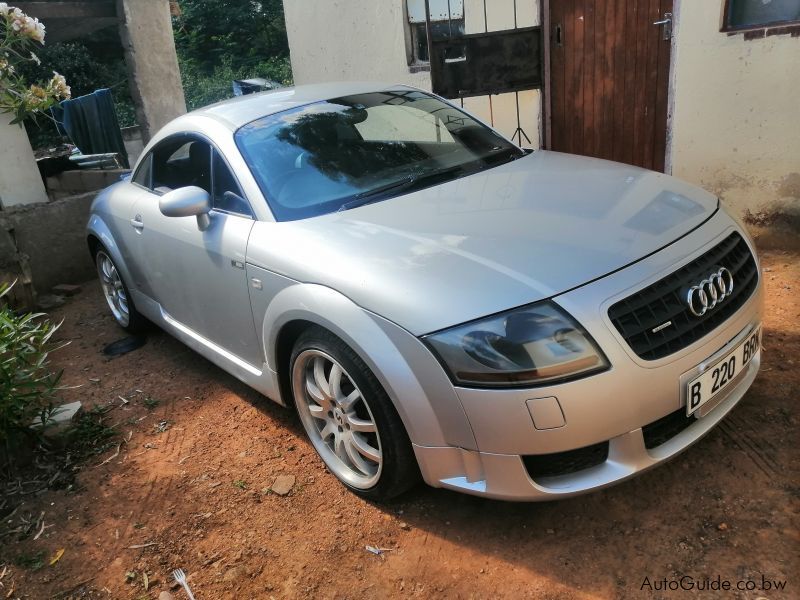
top-left (132, 153), bottom-right (152, 188)
top-left (211, 150), bottom-right (251, 216)
top-left (151, 139), bottom-right (211, 193)
top-left (235, 90), bottom-right (523, 221)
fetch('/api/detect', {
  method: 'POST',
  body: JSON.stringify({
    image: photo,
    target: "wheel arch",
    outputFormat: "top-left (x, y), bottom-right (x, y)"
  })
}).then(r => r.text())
top-left (274, 318), bottom-right (316, 413)
top-left (86, 214), bottom-right (136, 289)
top-left (258, 281), bottom-right (476, 450)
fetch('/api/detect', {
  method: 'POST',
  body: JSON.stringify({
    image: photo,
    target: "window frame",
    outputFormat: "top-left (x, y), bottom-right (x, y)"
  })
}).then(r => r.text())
top-left (720, 0), bottom-right (800, 34)
top-left (130, 132), bottom-right (255, 220)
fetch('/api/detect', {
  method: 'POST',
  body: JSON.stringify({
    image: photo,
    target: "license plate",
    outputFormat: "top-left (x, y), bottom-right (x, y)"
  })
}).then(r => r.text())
top-left (685, 326), bottom-right (761, 416)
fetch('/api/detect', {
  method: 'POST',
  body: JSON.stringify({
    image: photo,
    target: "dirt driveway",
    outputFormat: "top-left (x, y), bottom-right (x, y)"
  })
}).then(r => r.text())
top-left (1, 243), bottom-right (798, 599)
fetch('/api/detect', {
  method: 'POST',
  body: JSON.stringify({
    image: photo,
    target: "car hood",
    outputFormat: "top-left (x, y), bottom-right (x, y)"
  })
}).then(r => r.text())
top-left (247, 150), bottom-right (718, 335)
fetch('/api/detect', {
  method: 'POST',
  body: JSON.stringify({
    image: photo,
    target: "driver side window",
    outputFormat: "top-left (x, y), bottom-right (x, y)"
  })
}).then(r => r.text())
top-left (151, 138), bottom-right (211, 194)
top-left (137, 135), bottom-right (253, 218)
top-left (211, 149), bottom-right (251, 217)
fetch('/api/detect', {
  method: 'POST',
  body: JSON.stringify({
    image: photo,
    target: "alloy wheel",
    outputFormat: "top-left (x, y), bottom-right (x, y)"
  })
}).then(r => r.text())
top-left (292, 349), bottom-right (383, 489)
top-left (96, 251), bottom-right (130, 327)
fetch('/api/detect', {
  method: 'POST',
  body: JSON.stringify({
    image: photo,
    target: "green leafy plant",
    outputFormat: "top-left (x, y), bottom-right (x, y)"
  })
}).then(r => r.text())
top-left (178, 56), bottom-right (292, 111)
top-left (0, 3), bottom-right (71, 124)
top-left (69, 404), bottom-right (116, 455)
top-left (14, 550), bottom-right (45, 570)
top-left (0, 282), bottom-right (64, 453)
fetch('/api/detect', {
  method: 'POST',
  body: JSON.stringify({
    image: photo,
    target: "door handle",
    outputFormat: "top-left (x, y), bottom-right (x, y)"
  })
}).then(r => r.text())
top-left (653, 12), bottom-right (672, 40)
top-left (130, 214), bottom-right (144, 230)
top-left (554, 23), bottom-right (563, 47)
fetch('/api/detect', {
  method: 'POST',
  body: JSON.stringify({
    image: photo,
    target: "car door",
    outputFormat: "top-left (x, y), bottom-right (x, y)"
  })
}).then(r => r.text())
top-left (129, 134), bottom-right (262, 367)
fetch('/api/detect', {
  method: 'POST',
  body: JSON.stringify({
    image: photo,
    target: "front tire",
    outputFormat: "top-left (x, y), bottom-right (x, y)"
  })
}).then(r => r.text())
top-left (290, 327), bottom-right (419, 501)
top-left (94, 248), bottom-right (147, 333)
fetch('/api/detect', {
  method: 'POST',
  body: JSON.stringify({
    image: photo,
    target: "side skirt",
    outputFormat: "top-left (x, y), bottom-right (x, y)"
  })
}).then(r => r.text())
top-left (131, 290), bottom-right (284, 405)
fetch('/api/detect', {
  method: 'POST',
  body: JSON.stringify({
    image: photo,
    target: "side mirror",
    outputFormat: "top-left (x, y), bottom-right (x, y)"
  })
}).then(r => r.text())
top-left (159, 186), bottom-right (212, 230)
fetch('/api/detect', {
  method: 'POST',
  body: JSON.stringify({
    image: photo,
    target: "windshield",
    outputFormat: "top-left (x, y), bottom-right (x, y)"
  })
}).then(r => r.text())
top-left (235, 89), bottom-right (524, 221)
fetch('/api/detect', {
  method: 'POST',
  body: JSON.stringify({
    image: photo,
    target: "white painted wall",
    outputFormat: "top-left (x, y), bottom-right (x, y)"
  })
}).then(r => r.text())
top-left (283, 0), bottom-right (541, 148)
top-left (283, 0), bottom-right (431, 90)
top-left (668, 1), bottom-right (800, 218)
top-left (0, 114), bottom-right (48, 207)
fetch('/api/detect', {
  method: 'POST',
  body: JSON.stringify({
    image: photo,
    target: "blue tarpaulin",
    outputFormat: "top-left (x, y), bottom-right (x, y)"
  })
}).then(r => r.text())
top-left (51, 88), bottom-right (129, 168)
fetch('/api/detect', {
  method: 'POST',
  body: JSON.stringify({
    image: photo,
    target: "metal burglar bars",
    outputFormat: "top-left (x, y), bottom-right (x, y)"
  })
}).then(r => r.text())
top-left (423, 0), bottom-right (543, 146)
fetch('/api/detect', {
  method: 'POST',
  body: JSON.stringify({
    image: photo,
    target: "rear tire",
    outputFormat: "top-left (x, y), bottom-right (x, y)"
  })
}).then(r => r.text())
top-left (290, 326), bottom-right (419, 501)
top-left (94, 248), bottom-right (147, 334)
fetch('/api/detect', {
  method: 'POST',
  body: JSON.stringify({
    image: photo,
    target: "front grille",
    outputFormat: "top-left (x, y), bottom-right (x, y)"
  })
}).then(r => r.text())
top-left (642, 409), bottom-right (694, 449)
top-left (608, 232), bottom-right (758, 360)
top-left (522, 441), bottom-right (609, 479)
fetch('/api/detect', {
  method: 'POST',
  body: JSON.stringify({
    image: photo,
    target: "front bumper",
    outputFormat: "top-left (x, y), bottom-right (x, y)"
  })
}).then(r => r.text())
top-left (412, 219), bottom-right (764, 501)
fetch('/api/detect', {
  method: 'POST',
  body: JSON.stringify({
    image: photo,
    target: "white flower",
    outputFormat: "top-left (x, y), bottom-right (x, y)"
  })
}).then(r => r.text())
top-left (30, 51), bottom-right (40, 65)
top-left (50, 71), bottom-right (70, 99)
top-left (7, 9), bottom-right (46, 44)
top-left (0, 3), bottom-right (9, 17)
top-left (0, 57), bottom-right (13, 76)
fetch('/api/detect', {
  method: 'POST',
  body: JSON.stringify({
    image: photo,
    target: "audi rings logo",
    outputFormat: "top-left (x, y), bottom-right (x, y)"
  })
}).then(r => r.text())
top-left (685, 267), bottom-right (734, 317)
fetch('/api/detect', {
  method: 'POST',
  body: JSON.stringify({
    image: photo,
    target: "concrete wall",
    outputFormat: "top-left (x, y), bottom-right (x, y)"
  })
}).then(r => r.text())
top-left (45, 169), bottom-right (127, 201)
top-left (121, 125), bottom-right (145, 167)
top-left (0, 193), bottom-right (97, 294)
top-left (669, 1), bottom-right (800, 219)
top-left (0, 114), bottom-right (49, 208)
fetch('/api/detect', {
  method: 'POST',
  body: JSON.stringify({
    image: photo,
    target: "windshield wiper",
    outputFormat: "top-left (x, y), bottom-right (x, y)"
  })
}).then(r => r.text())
top-left (337, 175), bottom-right (417, 212)
top-left (337, 164), bottom-right (480, 213)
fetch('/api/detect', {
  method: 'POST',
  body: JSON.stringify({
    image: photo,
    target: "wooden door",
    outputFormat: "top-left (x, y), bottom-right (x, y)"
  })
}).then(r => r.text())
top-left (547, 0), bottom-right (673, 171)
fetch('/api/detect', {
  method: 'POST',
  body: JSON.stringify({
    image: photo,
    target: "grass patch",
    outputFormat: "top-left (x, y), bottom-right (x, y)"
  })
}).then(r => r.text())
top-left (14, 550), bottom-right (45, 570)
top-left (69, 405), bottom-right (117, 456)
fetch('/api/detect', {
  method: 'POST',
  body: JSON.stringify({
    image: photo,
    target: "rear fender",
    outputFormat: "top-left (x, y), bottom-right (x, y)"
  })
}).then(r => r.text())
top-left (86, 212), bottom-right (136, 292)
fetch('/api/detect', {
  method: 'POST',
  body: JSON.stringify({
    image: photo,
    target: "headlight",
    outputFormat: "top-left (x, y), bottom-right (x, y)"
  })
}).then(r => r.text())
top-left (423, 302), bottom-right (609, 387)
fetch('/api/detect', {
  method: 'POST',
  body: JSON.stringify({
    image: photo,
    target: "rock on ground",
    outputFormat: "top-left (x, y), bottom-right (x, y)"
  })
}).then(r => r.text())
top-left (271, 474), bottom-right (295, 496)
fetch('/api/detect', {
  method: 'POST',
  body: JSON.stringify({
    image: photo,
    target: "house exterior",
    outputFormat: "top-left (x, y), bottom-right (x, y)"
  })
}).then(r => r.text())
top-left (283, 0), bottom-right (799, 221)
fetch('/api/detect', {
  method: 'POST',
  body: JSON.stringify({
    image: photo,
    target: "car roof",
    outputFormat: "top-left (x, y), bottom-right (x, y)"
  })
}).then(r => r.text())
top-left (186, 81), bottom-right (415, 130)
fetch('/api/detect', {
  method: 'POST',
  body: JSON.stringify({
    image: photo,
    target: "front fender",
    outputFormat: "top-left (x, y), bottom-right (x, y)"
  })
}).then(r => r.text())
top-left (248, 267), bottom-right (476, 450)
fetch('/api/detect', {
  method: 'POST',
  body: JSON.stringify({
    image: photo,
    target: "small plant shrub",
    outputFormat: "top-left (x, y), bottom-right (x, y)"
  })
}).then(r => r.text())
top-left (0, 283), bottom-right (64, 460)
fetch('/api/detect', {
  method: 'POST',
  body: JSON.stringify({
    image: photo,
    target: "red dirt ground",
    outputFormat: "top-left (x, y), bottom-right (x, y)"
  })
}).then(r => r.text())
top-left (1, 244), bottom-right (798, 599)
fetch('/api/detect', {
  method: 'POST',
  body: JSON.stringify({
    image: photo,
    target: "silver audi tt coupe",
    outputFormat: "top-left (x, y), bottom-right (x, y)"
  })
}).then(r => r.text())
top-left (87, 83), bottom-right (763, 501)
